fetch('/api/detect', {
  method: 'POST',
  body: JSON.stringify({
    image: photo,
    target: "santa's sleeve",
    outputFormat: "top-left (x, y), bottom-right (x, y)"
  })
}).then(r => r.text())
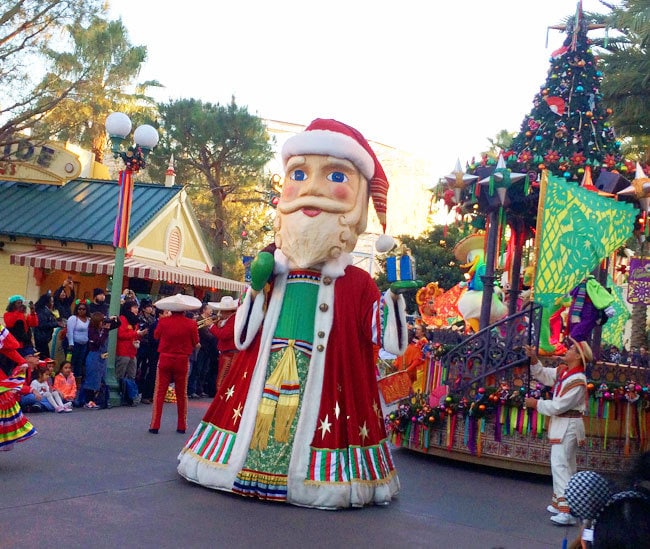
top-left (234, 288), bottom-right (265, 350)
top-left (378, 290), bottom-right (408, 357)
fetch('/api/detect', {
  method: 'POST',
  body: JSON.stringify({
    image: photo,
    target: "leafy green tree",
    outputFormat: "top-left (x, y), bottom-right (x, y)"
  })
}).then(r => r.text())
top-left (147, 98), bottom-right (275, 276)
top-left (35, 16), bottom-right (159, 163)
top-left (0, 0), bottom-right (104, 146)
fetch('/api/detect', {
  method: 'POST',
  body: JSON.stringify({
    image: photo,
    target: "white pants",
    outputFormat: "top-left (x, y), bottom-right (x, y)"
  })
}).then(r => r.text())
top-left (550, 419), bottom-right (580, 512)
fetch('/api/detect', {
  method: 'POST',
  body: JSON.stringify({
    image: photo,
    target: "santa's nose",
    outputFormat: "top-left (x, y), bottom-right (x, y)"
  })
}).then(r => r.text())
top-left (297, 175), bottom-right (327, 198)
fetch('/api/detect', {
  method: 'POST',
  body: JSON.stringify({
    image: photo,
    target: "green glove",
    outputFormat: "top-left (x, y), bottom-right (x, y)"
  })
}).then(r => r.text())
top-left (390, 280), bottom-right (424, 295)
top-left (250, 251), bottom-right (275, 291)
top-left (65, 352), bottom-right (72, 362)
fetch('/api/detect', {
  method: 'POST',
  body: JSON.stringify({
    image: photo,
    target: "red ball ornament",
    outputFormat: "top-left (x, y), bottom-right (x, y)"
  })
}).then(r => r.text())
top-left (606, 108), bottom-right (613, 115)
top-left (478, 404), bottom-right (486, 412)
top-left (478, 387), bottom-right (485, 394)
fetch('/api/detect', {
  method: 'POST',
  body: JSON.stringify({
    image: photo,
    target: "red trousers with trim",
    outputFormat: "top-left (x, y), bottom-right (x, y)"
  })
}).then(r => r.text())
top-left (149, 353), bottom-right (189, 432)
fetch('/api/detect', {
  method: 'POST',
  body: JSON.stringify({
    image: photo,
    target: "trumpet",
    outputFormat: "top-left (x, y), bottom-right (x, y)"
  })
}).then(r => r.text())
top-left (197, 312), bottom-right (221, 329)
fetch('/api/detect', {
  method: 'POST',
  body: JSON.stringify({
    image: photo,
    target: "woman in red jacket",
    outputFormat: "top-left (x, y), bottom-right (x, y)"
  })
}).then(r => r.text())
top-left (149, 295), bottom-right (200, 434)
top-left (116, 300), bottom-right (147, 385)
top-left (4, 295), bottom-right (38, 357)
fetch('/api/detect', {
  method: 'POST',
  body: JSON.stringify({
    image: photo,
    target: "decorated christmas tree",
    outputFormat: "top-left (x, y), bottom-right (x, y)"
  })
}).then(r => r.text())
top-left (503, 2), bottom-right (632, 183)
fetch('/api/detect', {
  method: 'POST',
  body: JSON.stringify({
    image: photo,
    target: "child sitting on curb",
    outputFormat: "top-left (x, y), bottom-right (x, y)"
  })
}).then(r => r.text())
top-left (30, 365), bottom-right (72, 413)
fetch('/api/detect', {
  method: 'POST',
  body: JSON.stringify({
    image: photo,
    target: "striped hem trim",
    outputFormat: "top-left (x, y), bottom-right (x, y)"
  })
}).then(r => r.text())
top-left (185, 421), bottom-right (236, 464)
top-left (232, 469), bottom-right (288, 501)
top-left (307, 440), bottom-right (396, 483)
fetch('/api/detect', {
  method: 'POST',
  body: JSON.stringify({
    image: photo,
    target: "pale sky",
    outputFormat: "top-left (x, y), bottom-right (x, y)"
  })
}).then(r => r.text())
top-left (108, 0), bottom-right (610, 183)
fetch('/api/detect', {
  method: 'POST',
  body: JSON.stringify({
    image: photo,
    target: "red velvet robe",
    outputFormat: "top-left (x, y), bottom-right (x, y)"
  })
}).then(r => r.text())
top-left (178, 251), bottom-right (407, 509)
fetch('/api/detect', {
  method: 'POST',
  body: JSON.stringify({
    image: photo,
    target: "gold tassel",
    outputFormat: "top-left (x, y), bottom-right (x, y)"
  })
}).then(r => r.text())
top-left (274, 341), bottom-right (299, 442)
top-left (251, 340), bottom-right (299, 449)
top-left (251, 409), bottom-right (274, 451)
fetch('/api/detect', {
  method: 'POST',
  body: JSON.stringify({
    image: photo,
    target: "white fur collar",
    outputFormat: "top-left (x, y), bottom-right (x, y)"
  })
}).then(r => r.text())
top-left (273, 248), bottom-right (351, 279)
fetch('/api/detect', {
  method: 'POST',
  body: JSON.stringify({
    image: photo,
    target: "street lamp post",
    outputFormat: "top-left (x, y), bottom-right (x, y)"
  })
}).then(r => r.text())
top-left (104, 112), bottom-right (159, 405)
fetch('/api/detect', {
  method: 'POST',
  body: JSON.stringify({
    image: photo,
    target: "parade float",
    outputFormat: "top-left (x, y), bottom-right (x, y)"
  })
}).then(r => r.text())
top-left (381, 5), bottom-right (650, 476)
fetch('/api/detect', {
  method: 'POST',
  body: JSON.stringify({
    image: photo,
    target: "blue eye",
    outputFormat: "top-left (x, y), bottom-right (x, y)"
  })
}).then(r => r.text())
top-left (291, 169), bottom-right (307, 182)
top-left (327, 171), bottom-right (348, 183)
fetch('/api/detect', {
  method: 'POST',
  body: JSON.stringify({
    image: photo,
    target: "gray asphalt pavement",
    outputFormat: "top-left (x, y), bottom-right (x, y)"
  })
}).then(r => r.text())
top-left (1, 400), bottom-right (579, 548)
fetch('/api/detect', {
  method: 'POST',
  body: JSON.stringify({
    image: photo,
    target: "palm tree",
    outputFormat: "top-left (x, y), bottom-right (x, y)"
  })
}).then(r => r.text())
top-left (590, 1), bottom-right (650, 161)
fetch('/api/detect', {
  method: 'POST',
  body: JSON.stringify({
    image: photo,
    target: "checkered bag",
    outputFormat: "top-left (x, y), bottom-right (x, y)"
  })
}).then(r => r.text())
top-left (565, 470), bottom-right (612, 520)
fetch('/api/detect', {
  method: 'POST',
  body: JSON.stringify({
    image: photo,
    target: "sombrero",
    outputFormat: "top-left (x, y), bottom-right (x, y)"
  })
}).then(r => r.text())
top-left (568, 337), bottom-right (593, 366)
top-left (208, 296), bottom-right (239, 311)
top-left (453, 233), bottom-right (485, 263)
top-left (154, 294), bottom-right (202, 312)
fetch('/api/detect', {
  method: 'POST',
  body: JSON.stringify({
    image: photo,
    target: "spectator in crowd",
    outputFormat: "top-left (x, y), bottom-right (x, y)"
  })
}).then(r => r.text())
top-left (33, 291), bottom-right (63, 359)
top-left (88, 288), bottom-right (109, 317)
top-left (208, 296), bottom-right (238, 392)
top-left (149, 294), bottom-right (199, 434)
top-left (188, 303), bottom-right (217, 399)
top-left (593, 492), bottom-right (650, 548)
top-left (53, 361), bottom-right (77, 405)
top-left (83, 312), bottom-right (119, 409)
top-left (136, 299), bottom-right (158, 404)
top-left (116, 300), bottom-right (146, 397)
top-left (66, 300), bottom-right (90, 382)
top-left (29, 364), bottom-right (71, 412)
top-left (53, 276), bottom-right (75, 320)
top-left (4, 295), bottom-right (38, 357)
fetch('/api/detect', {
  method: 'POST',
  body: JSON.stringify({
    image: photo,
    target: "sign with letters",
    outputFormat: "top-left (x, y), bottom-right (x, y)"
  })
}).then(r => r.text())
top-left (0, 139), bottom-right (82, 184)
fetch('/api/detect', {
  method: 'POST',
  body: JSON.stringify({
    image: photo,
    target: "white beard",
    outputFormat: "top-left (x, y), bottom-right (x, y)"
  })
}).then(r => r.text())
top-left (275, 203), bottom-right (367, 269)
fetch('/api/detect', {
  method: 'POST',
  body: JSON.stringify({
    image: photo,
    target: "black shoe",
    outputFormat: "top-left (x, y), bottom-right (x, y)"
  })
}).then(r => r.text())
top-left (189, 393), bottom-right (200, 399)
top-left (25, 403), bottom-right (44, 413)
top-left (148, 428), bottom-right (159, 434)
top-left (176, 429), bottom-right (186, 434)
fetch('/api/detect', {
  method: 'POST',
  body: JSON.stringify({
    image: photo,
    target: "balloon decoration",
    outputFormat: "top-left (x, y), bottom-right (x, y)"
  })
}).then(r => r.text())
top-left (416, 282), bottom-right (444, 325)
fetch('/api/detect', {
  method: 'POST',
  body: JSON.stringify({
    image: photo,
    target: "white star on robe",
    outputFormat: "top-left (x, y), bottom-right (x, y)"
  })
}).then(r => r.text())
top-left (225, 385), bottom-right (235, 400)
top-left (319, 415), bottom-right (332, 439)
top-left (372, 401), bottom-right (381, 419)
top-left (359, 421), bottom-right (369, 442)
top-left (232, 403), bottom-right (243, 424)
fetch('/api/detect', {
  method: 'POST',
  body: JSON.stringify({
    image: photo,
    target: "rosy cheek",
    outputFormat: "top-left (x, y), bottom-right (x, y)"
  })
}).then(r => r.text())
top-left (283, 185), bottom-right (299, 200)
top-left (332, 186), bottom-right (350, 201)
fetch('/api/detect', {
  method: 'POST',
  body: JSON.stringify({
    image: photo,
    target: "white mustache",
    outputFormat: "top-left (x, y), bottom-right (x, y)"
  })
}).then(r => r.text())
top-left (277, 196), bottom-right (353, 215)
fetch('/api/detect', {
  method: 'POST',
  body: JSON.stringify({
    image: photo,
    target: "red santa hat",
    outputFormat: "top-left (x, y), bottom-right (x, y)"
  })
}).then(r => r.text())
top-left (281, 118), bottom-right (389, 231)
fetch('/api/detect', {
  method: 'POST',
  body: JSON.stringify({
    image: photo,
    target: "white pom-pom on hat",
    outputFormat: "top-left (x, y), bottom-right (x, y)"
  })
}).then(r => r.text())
top-left (375, 234), bottom-right (395, 253)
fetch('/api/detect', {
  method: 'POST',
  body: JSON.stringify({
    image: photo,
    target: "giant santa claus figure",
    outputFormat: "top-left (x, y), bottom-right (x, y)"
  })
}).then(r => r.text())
top-left (177, 119), bottom-right (413, 509)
